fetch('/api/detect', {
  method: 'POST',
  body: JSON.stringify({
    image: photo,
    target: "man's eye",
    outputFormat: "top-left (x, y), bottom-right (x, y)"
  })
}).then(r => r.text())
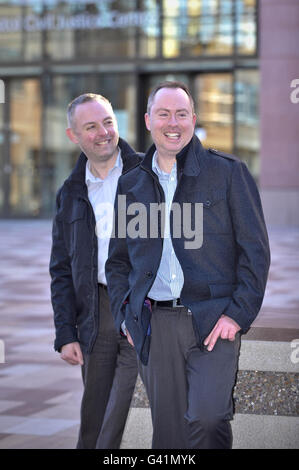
top-left (87, 125), bottom-right (95, 130)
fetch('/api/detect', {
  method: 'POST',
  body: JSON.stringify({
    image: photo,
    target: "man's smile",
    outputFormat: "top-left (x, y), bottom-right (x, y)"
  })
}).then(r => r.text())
top-left (164, 132), bottom-right (181, 140)
top-left (95, 139), bottom-right (110, 145)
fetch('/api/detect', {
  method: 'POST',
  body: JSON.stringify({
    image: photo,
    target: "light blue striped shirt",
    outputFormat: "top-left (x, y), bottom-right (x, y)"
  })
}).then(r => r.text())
top-left (148, 152), bottom-right (184, 300)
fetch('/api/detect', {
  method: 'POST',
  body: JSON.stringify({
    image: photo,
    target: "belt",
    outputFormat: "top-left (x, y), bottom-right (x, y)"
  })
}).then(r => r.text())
top-left (148, 298), bottom-right (184, 308)
top-left (99, 283), bottom-right (108, 291)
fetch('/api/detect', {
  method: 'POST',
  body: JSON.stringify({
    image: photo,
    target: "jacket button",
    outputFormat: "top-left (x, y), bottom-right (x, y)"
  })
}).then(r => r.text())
top-left (133, 315), bottom-right (138, 322)
top-left (205, 199), bottom-right (211, 207)
top-left (145, 271), bottom-right (153, 278)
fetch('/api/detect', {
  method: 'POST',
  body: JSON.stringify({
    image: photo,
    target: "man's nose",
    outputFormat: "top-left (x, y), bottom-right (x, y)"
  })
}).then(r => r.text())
top-left (97, 123), bottom-right (109, 136)
top-left (168, 114), bottom-right (178, 126)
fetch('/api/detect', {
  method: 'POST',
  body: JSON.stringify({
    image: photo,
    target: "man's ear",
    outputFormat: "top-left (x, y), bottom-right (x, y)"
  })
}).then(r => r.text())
top-left (144, 113), bottom-right (151, 131)
top-left (192, 113), bottom-right (197, 128)
top-left (66, 127), bottom-right (79, 144)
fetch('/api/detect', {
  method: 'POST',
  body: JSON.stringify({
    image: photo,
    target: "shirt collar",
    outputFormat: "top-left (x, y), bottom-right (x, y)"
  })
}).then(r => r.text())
top-left (85, 148), bottom-right (122, 185)
top-left (152, 151), bottom-right (177, 178)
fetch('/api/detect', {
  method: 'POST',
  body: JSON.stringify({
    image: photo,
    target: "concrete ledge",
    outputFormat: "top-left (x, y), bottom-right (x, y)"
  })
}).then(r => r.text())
top-left (246, 327), bottom-right (299, 342)
top-left (121, 408), bottom-right (299, 449)
top-left (232, 414), bottom-right (299, 449)
top-left (239, 339), bottom-right (299, 372)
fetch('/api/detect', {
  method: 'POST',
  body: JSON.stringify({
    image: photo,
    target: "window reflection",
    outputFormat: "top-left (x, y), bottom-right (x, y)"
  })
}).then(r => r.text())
top-left (46, 0), bottom-right (138, 60)
top-left (0, 3), bottom-right (42, 60)
top-left (0, 102), bottom-right (4, 213)
top-left (236, 0), bottom-right (257, 55)
top-left (138, 0), bottom-right (160, 58)
top-left (162, 0), bottom-right (234, 58)
top-left (0, 0), bottom-right (257, 61)
top-left (235, 69), bottom-right (259, 177)
top-left (10, 79), bottom-right (41, 216)
top-left (195, 74), bottom-right (233, 154)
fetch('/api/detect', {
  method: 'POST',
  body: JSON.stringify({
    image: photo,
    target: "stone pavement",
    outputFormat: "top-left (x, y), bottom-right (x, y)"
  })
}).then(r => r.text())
top-left (0, 220), bottom-right (298, 449)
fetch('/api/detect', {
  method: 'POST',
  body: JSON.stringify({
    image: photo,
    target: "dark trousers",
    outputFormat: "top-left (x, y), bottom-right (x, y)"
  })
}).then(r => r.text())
top-left (138, 305), bottom-right (240, 449)
top-left (77, 285), bottom-right (138, 449)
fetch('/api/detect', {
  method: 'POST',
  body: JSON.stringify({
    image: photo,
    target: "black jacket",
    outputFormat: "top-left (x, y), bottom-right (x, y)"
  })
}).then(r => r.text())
top-left (106, 136), bottom-right (271, 364)
top-left (50, 138), bottom-right (143, 353)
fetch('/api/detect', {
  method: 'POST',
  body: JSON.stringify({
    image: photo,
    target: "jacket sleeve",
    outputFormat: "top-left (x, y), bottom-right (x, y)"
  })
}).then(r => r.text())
top-left (223, 160), bottom-right (271, 331)
top-left (49, 189), bottom-right (78, 351)
top-left (105, 180), bottom-right (132, 332)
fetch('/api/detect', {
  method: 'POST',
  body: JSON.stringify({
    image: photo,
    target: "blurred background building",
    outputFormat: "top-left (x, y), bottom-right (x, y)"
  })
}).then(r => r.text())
top-left (0, 0), bottom-right (298, 224)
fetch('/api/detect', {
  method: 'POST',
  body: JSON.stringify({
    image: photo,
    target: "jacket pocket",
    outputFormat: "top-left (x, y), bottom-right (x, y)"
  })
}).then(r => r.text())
top-left (64, 203), bottom-right (86, 224)
top-left (63, 202), bottom-right (87, 258)
top-left (201, 188), bottom-right (232, 234)
top-left (202, 187), bottom-right (227, 208)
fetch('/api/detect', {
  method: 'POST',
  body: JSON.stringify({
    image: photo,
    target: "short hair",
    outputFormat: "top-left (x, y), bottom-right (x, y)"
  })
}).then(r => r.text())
top-left (146, 81), bottom-right (195, 115)
top-left (67, 93), bottom-right (113, 129)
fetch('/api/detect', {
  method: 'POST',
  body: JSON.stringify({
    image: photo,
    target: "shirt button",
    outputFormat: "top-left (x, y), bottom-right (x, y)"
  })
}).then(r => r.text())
top-left (172, 274), bottom-right (176, 279)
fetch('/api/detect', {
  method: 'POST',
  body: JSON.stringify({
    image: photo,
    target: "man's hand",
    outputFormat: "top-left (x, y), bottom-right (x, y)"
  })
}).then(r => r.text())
top-left (204, 315), bottom-right (241, 352)
top-left (60, 342), bottom-right (84, 366)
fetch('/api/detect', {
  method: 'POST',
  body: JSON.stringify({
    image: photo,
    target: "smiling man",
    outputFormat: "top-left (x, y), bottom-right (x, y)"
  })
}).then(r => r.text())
top-left (106, 81), bottom-right (270, 449)
top-left (50, 93), bottom-right (142, 449)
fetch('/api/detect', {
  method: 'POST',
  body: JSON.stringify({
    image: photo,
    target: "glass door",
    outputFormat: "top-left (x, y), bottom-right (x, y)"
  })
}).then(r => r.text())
top-left (0, 90), bottom-right (6, 215)
top-left (0, 78), bottom-right (42, 217)
top-left (194, 73), bottom-right (233, 154)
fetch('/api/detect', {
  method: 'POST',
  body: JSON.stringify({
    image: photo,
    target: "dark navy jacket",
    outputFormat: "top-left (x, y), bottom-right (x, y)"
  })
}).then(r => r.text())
top-left (49, 138), bottom-right (143, 353)
top-left (106, 136), bottom-right (271, 365)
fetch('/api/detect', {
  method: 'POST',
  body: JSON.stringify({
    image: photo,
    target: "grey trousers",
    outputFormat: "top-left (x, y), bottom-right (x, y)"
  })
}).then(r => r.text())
top-left (77, 285), bottom-right (138, 449)
top-left (138, 305), bottom-right (240, 449)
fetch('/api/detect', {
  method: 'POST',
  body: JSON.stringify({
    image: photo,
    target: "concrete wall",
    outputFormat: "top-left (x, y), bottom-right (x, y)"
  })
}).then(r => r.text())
top-left (259, 0), bottom-right (299, 226)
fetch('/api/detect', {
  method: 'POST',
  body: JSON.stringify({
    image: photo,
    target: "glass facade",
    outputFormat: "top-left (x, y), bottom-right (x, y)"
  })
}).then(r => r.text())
top-left (235, 69), bottom-right (260, 177)
top-left (0, 0), bottom-right (258, 217)
top-left (0, 0), bottom-right (257, 60)
top-left (195, 73), bottom-right (233, 154)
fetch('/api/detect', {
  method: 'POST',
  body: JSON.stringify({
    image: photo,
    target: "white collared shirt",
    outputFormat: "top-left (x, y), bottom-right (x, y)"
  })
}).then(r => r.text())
top-left (85, 149), bottom-right (123, 284)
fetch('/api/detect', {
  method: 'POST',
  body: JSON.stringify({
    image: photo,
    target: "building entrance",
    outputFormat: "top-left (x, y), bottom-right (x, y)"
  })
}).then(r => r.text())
top-left (0, 78), bottom-right (42, 217)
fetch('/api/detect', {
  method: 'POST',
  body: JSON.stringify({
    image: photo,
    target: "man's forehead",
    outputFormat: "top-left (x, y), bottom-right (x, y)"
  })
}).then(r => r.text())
top-left (76, 99), bottom-right (112, 113)
top-left (154, 106), bottom-right (191, 113)
top-left (152, 87), bottom-right (192, 107)
top-left (74, 100), bottom-right (114, 121)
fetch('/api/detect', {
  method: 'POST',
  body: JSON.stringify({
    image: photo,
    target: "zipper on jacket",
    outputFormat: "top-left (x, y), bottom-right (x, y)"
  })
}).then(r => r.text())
top-left (138, 166), bottom-right (167, 305)
top-left (141, 166), bottom-right (165, 239)
top-left (79, 195), bottom-right (99, 353)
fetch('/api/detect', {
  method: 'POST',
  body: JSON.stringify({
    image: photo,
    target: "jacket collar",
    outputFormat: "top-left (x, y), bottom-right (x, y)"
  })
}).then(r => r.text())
top-left (66, 137), bottom-right (142, 188)
top-left (140, 135), bottom-right (204, 177)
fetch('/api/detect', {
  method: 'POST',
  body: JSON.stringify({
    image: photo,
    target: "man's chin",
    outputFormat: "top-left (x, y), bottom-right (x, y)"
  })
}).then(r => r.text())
top-left (94, 150), bottom-right (117, 162)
